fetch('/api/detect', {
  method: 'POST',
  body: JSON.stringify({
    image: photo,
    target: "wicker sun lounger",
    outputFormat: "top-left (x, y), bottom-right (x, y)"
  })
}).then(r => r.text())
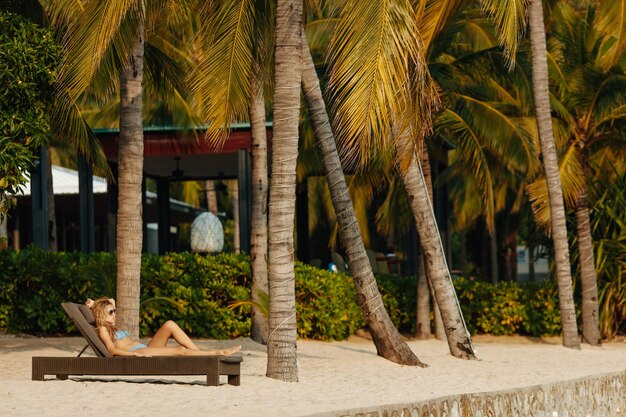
top-left (31, 302), bottom-right (242, 386)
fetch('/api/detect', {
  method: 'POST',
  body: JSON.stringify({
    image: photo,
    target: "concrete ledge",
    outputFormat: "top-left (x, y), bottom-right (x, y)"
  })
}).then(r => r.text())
top-left (307, 371), bottom-right (625, 417)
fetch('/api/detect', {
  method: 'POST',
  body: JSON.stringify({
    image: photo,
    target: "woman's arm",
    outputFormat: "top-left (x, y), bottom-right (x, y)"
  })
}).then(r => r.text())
top-left (97, 327), bottom-right (142, 357)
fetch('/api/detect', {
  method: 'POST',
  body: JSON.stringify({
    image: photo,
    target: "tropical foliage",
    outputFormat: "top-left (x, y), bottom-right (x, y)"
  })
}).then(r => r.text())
top-left (0, 12), bottom-right (60, 205)
top-left (1, 248), bottom-right (573, 339)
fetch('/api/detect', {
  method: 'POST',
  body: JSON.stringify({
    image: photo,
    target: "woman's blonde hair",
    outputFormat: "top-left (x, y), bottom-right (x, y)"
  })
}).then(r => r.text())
top-left (90, 297), bottom-right (117, 341)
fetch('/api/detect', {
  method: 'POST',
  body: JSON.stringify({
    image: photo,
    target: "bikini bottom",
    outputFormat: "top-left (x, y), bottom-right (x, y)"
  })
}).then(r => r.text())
top-left (129, 343), bottom-right (148, 352)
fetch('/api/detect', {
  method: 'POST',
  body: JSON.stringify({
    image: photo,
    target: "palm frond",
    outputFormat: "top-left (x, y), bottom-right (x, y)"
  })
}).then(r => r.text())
top-left (39, 0), bottom-right (84, 28)
top-left (327, 0), bottom-right (422, 168)
top-left (479, 0), bottom-right (528, 68)
top-left (435, 108), bottom-right (496, 231)
top-left (50, 94), bottom-right (111, 179)
top-left (597, 0), bottom-right (626, 68)
top-left (305, 18), bottom-right (339, 59)
top-left (58, 0), bottom-right (142, 100)
top-left (189, 0), bottom-right (255, 147)
top-left (527, 143), bottom-right (586, 230)
top-left (447, 159), bottom-right (484, 231)
top-left (375, 175), bottom-right (412, 240)
top-left (416, 0), bottom-right (465, 53)
top-left (452, 93), bottom-right (537, 176)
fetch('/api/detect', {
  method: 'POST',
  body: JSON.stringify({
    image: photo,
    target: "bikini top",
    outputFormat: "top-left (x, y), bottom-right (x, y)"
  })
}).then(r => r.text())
top-left (115, 330), bottom-right (130, 340)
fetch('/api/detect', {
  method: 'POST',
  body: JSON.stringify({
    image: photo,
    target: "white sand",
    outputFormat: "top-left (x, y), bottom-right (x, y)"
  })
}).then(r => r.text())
top-left (0, 333), bottom-right (624, 417)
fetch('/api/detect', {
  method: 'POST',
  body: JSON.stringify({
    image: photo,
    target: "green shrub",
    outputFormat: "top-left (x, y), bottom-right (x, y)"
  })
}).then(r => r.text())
top-left (0, 248), bottom-right (365, 340)
top-left (295, 263), bottom-right (365, 340)
top-left (4, 248), bottom-right (109, 334)
top-left (375, 273), bottom-right (416, 333)
top-left (453, 277), bottom-right (562, 336)
top-left (140, 252), bottom-right (251, 339)
top-left (0, 247), bottom-right (573, 339)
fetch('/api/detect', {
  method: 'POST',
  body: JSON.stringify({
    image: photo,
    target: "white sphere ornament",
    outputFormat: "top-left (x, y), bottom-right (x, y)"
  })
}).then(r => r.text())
top-left (190, 212), bottom-right (224, 253)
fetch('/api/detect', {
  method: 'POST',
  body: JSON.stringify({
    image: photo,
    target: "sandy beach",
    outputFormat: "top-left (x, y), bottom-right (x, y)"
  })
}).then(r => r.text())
top-left (1, 333), bottom-right (625, 417)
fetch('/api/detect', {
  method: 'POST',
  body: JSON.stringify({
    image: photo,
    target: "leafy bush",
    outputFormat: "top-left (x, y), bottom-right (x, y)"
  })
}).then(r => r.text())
top-left (295, 263), bottom-right (365, 340)
top-left (0, 248), bottom-right (365, 340)
top-left (140, 252), bottom-right (252, 339)
top-left (453, 277), bottom-right (562, 336)
top-left (375, 273), bottom-right (416, 333)
top-left (0, 247), bottom-right (578, 339)
top-left (0, 12), bottom-right (60, 203)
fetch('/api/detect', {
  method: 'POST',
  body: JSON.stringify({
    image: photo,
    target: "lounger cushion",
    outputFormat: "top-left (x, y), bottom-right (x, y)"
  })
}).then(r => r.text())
top-left (62, 302), bottom-right (111, 357)
top-left (79, 304), bottom-right (95, 325)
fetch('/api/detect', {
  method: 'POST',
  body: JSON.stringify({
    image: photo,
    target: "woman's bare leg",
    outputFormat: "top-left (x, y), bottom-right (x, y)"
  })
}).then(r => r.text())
top-left (148, 320), bottom-right (200, 350)
top-left (138, 345), bottom-right (242, 356)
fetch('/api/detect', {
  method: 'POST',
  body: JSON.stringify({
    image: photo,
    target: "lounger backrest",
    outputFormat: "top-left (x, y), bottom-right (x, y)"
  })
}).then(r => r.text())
top-left (61, 302), bottom-right (112, 358)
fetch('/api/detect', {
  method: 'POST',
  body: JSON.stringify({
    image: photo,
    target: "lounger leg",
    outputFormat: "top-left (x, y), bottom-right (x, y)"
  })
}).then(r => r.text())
top-left (32, 358), bottom-right (44, 381)
top-left (206, 372), bottom-right (219, 386)
top-left (227, 374), bottom-right (240, 386)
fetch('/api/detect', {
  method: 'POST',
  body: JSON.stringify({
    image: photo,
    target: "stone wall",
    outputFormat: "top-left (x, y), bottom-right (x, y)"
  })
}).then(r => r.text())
top-left (310, 371), bottom-right (625, 417)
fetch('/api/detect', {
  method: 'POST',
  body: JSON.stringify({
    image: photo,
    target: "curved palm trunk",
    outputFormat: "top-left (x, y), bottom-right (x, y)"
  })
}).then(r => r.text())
top-left (266, 0), bottom-right (302, 382)
top-left (417, 146), bottom-right (444, 340)
top-left (400, 148), bottom-right (476, 359)
top-left (249, 69), bottom-right (269, 345)
top-left (529, 0), bottom-right (580, 349)
top-left (574, 177), bottom-right (601, 345)
top-left (301, 36), bottom-right (424, 366)
top-left (116, 28), bottom-right (145, 338)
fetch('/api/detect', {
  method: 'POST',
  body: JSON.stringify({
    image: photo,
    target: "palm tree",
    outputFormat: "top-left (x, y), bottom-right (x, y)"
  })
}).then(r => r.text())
top-left (249, 62), bottom-right (270, 344)
top-left (527, 0), bottom-right (579, 348)
top-left (326, 0), bottom-right (476, 359)
top-left (527, 3), bottom-right (626, 345)
top-left (301, 35), bottom-right (426, 366)
top-left (189, 0), bottom-right (271, 345)
top-left (480, 0), bottom-right (580, 348)
top-left (264, 0), bottom-right (303, 382)
top-left (191, 0), bottom-right (425, 365)
top-left (54, 0), bottom-right (197, 336)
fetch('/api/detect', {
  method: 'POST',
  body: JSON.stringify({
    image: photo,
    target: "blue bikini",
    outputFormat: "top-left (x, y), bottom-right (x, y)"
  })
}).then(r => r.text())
top-left (115, 330), bottom-right (148, 351)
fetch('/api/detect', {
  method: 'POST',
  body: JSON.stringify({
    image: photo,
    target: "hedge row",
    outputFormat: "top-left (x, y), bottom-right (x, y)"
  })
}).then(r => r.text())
top-left (0, 248), bottom-right (364, 340)
top-left (0, 248), bottom-right (563, 339)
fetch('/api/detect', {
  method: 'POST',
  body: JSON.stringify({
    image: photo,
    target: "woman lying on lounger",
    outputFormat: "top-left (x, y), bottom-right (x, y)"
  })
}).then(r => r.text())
top-left (86, 297), bottom-right (241, 357)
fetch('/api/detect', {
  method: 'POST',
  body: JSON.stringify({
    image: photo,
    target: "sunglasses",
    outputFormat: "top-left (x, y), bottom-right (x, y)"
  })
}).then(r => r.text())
top-left (107, 309), bottom-right (116, 315)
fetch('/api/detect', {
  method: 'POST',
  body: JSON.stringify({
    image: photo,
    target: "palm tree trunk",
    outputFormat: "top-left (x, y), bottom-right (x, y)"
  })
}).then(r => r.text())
top-left (400, 147), bottom-right (476, 359)
top-left (249, 69), bottom-right (269, 345)
top-left (418, 148), bottom-right (445, 340)
top-left (204, 180), bottom-right (218, 213)
top-left (229, 180), bottom-right (240, 253)
top-left (116, 27), bottom-right (145, 339)
top-left (529, 0), bottom-right (580, 349)
top-left (574, 178), bottom-right (601, 345)
top-left (301, 34), bottom-right (424, 366)
top-left (490, 230), bottom-right (498, 283)
top-left (430, 278), bottom-right (445, 340)
top-left (415, 246), bottom-right (431, 339)
top-left (528, 242), bottom-right (536, 281)
top-left (45, 147), bottom-right (57, 251)
top-left (266, 0), bottom-right (302, 382)
top-left (416, 148), bottom-right (432, 340)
